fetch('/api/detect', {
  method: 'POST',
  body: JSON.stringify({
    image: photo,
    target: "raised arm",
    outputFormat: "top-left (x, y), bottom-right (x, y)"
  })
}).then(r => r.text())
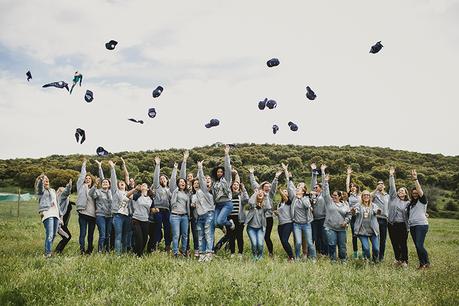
top-left (109, 160), bottom-right (118, 196)
top-left (310, 163), bottom-right (317, 191)
top-left (346, 166), bottom-right (352, 193)
top-left (248, 167), bottom-right (260, 190)
top-left (411, 169), bottom-right (424, 198)
top-left (95, 160), bottom-right (104, 180)
top-left (179, 150), bottom-right (188, 179)
top-left (61, 179), bottom-right (73, 198)
top-left (197, 161), bottom-right (213, 201)
top-left (224, 145), bottom-right (232, 183)
top-left (152, 157), bottom-right (161, 190)
top-left (321, 165), bottom-right (331, 204)
top-left (35, 175), bottom-right (45, 195)
top-left (77, 159), bottom-right (87, 190)
top-left (88, 180), bottom-right (98, 199)
top-left (269, 170), bottom-right (281, 199)
top-left (389, 167), bottom-right (396, 199)
top-left (240, 183), bottom-right (249, 204)
top-left (121, 157), bottom-right (129, 185)
top-left (169, 162), bottom-right (178, 191)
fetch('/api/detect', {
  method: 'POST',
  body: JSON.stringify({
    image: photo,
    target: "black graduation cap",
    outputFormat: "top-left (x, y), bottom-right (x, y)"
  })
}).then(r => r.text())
top-left (148, 108), bottom-right (157, 118)
top-left (96, 146), bottom-right (109, 156)
top-left (205, 118), bottom-right (220, 128)
top-left (128, 118), bottom-right (144, 124)
top-left (370, 41), bottom-right (383, 54)
top-left (267, 58), bottom-right (280, 67)
top-left (258, 98), bottom-right (267, 110)
top-left (272, 124), bottom-right (279, 134)
top-left (84, 90), bottom-right (94, 103)
top-left (152, 86), bottom-right (164, 98)
top-left (75, 128), bottom-right (86, 144)
top-left (26, 71), bottom-right (32, 82)
top-left (288, 121), bottom-right (298, 131)
top-left (42, 81), bottom-right (70, 92)
top-left (266, 99), bottom-right (277, 109)
top-left (105, 40), bottom-right (118, 50)
top-left (306, 86), bottom-right (316, 100)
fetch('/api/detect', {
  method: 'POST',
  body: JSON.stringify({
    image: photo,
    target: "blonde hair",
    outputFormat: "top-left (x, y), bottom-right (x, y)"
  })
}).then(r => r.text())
top-left (360, 190), bottom-right (372, 206)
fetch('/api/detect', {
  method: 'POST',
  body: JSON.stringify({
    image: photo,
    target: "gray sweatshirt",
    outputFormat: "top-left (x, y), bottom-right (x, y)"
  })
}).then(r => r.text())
top-left (37, 178), bottom-right (57, 214)
top-left (76, 161), bottom-right (95, 216)
top-left (408, 195), bottom-right (428, 227)
top-left (245, 193), bottom-right (269, 228)
top-left (169, 166), bottom-right (190, 216)
top-left (311, 172), bottom-right (326, 220)
top-left (348, 193), bottom-right (360, 208)
top-left (151, 162), bottom-right (172, 210)
top-left (372, 190), bottom-right (389, 219)
top-left (277, 201), bottom-right (293, 225)
top-left (287, 180), bottom-right (313, 224)
top-left (388, 175), bottom-right (409, 227)
top-left (212, 153), bottom-right (232, 204)
top-left (110, 166), bottom-right (129, 216)
top-left (353, 203), bottom-right (380, 236)
top-left (192, 165), bottom-right (215, 216)
top-left (323, 176), bottom-right (351, 231)
top-left (58, 181), bottom-right (72, 217)
top-left (249, 172), bottom-right (278, 218)
top-left (88, 165), bottom-right (113, 217)
top-left (132, 193), bottom-right (154, 222)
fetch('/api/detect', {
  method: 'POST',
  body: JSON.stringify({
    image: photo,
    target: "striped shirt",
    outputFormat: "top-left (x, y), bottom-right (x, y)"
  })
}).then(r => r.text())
top-left (230, 194), bottom-right (240, 216)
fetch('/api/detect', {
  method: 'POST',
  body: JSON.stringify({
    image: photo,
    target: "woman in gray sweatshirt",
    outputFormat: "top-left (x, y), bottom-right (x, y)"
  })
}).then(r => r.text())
top-left (407, 169), bottom-right (430, 269)
top-left (76, 159), bottom-right (96, 255)
top-left (352, 190), bottom-right (380, 262)
top-left (245, 189), bottom-right (270, 260)
top-left (322, 165), bottom-right (351, 262)
top-left (388, 167), bottom-right (410, 268)
top-left (282, 163), bottom-right (316, 261)
top-left (346, 166), bottom-right (361, 259)
top-left (89, 160), bottom-right (113, 253)
top-left (310, 163), bottom-right (328, 256)
top-left (274, 188), bottom-right (294, 260)
top-left (169, 152), bottom-right (190, 257)
top-left (249, 167), bottom-right (280, 257)
top-left (192, 161), bottom-right (216, 262)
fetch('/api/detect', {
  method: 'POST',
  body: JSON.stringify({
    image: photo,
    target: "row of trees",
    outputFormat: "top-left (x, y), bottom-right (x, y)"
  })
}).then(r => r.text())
top-left (1, 144), bottom-right (458, 208)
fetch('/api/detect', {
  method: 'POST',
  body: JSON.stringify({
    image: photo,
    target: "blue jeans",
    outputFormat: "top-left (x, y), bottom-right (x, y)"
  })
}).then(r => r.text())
top-left (96, 216), bottom-right (113, 252)
top-left (410, 225), bottom-right (430, 266)
top-left (43, 217), bottom-right (59, 255)
top-left (214, 201), bottom-right (233, 228)
top-left (153, 209), bottom-right (171, 248)
top-left (78, 213), bottom-right (96, 253)
top-left (113, 213), bottom-right (130, 255)
top-left (170, 214), bottom-right (189, 255)
top-left (312, 218), bottom-right (328, 255)
top-left (196, 211), bottom-right (215, 254)
top-left (325, 228), bottom-right (347, 261)
top-left (358, 235), bottom-right (379, 262)
top-left (247, 226), bottom-right (264, 259)
top-left (293, 223), bottom-right (317, 259)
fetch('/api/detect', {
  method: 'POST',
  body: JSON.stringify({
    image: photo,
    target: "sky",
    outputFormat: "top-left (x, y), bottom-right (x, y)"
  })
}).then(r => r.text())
top-left (0, 0), bottom-right (458, 159)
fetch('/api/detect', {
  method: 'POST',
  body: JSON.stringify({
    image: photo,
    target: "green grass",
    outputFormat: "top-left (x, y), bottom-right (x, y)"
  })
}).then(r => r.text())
top-left (1, 201), bottom-right (458, 305)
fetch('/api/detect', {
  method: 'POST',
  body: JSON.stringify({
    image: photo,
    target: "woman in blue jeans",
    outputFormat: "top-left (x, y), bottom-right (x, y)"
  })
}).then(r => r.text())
top-left (352, 190), bottom-right (380, 262)
top-left (245, 189), bottom-right (270, 260)
top-left (282, 163), bottom-right (316, 261)
top-left (35, 174), bottom-right (60, 257)
top-left (322, 165), bottom-right (352, 262)
top-left (275, 188), bottom-right (294, 260)
top-left (192, 161), bottom-right (216, 262)
top-left (211, 145), bottom-right (234, 232)
top-left (408, 169), bottom-right (430, 269)
top-left (169, 153), bottom-right (190, 257)
top-left (346, 166), bottom-right (362, 259)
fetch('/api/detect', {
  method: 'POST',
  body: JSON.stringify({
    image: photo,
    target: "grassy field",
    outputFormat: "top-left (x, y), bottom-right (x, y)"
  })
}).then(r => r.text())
top-left (1, 200), bottom-right (458, 305)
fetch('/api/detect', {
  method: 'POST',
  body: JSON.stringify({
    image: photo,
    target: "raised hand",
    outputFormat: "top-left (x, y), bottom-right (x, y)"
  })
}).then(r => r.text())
top-left (411, 169), bottom-right (418, 180)
top-left (320, 164), bottom-right (327, 172)
top-left (389, 166), bottom-right (395, 176)
top-left (68, 179), bottom-right (72, 185)
top-left (275, 170), bottom-right (282, 178)
top-left (224, 144), bottom-right (230, 155)
top-left (94, 160), bottom-right (102, 167)
top-left (120, 157), bottom-right (126, 165)
top-left (108, 160), bottom-right (115, 167)
top-left (173, 162), bottom-right (178, 169)
top-left (183, 150), bottom-right (189, 160)
top-left (155, 156), bottom-right (161, 165)
top-left (347, 166), bottom-right (352, 175)
top-left (281, 163), bottom-right (288, 171)
top-left (249, 167), bottom-right (255, 174)
top-left (310, 163), bottom-right (317, 170)
top-left (197, 160), bottom-right (204, 167)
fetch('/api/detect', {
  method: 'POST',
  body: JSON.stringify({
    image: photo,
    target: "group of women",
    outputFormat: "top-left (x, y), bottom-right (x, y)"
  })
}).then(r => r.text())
top-left (35, 146), bottom-right (430, 268)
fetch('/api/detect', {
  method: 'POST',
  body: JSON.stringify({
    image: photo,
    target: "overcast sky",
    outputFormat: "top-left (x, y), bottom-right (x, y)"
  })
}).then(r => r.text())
top-left (0, 0), bottom-right (458, 159)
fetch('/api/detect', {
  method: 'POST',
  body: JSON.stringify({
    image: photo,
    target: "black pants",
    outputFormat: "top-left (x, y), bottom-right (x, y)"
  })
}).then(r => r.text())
top-left (350, 215), bottom-right (359, 252)
top-left (278, 223), bottom-right (294, 259)
top-left (377, 218), bottom-right (388, 261)
top-left (55, 206), bottom-right (72, 253)
top-left (265, 216), bottom-right (274, 255)
top-left (228, 215), bottom-right (244, 254)
top-left (147, 221), bottom-right (156, 253)
top-left (186, 217), bottom-right (199, 253)
top-left (388, 222), bottom-right (408, 263)
top-left (132, 219), bottom-right (149, 257)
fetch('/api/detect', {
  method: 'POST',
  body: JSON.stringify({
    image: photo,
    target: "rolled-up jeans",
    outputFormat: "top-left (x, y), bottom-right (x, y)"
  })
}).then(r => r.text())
top-left (43, 217), bottom-right (59, 255)
top-left (196, 211), bottom-right (215, 254)
top-left (214, 201), bottom-right (233, 228)
top-left (293, 222), bottom-right (317, 259)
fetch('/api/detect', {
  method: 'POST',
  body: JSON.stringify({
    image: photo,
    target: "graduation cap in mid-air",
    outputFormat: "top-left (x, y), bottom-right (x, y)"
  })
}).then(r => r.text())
top-left (105, 40), bottom-right (118, 50)
top-left (267, 58), bottom-right (280, 67)
top-left (152, 86), bottom-right (164, 98)
top-left (74, 128), bottom-right (86, 144)
top-left (128, 118), bottom-right (144, 124)
top-left (288, 121), bottom-right (298, 132)
top-left (205, 118), bottom-right (220, 128)
top-left (96, 146), bottom-right (109, 156)
top-left (272, 124), bottom-right (279, 134)
top-left (42, 81), bottom-right (69, 92)
top-left (84, 90), bottom-right (94, 103)
top-left (306, 86), bottom-right (316, 100)
top-left (266, 99), bottom-right (277, 109)
top-left (258, 98), bottom-right (267, 110)
top-left (148, 108), bottom-right (157, 118)
top-left (370, 41), bottom-right (383, 54)
top-left (26, 71), bottom-right (32, 82)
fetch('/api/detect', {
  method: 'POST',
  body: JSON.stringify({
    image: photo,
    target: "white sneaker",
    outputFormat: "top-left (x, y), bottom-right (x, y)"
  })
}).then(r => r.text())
top-left (198, 254), bottom-right (205, 262)
top-left (230, 254), bottom-right (235, 258)
top-left (401, 262), bottom-right (408, 268)
top-left (229, 219), bottom-right (235, 230)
